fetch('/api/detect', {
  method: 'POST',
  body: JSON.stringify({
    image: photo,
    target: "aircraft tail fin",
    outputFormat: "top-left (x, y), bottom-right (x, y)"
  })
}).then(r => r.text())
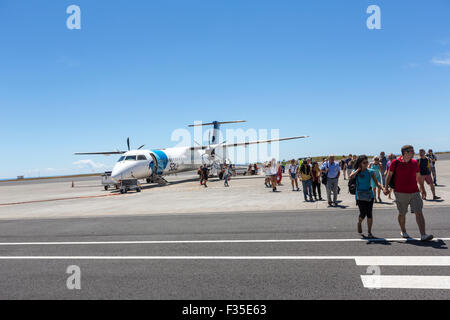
top-left (187, 120), bottom-right (246, 145)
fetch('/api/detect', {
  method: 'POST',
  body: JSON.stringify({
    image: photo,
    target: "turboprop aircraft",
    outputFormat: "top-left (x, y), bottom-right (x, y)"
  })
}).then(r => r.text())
top-left (75, 121), bottom-right (308, 192)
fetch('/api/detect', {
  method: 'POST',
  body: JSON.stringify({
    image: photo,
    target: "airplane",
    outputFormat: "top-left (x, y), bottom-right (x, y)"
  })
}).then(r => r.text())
top-left (75, 121), bottom-right (308, 193)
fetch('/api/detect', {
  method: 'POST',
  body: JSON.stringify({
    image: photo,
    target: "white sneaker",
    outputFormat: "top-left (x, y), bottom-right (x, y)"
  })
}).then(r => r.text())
top-left (401, 232), bottom-right (410, 239)
top-left (421, 234), bottom-right (434, 242)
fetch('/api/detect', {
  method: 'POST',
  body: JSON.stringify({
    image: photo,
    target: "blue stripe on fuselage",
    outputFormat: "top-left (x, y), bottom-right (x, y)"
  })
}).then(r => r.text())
top-left (151, 150), bottom-right (169, 175)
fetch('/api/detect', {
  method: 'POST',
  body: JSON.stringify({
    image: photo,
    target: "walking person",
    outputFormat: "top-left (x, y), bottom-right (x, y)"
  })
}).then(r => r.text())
top-left (369, 156), bottom-right (383, 203)
top-left (417, 149), bottom-right (440, 200)
top-left (340, 156), bottom-right (347, 180)
top-left (349, 155), bottom-right (383, 238)
top-left (380, 151), bottom-right (388, 186)
top-left (277, 162), bottom-right (283, 186)
top-left (288, 159), bottom-right (300, 191)
top-left (384, 145), bottom-right (434, 241)
top-left (223, 164), bottom-right (231, 187)
top-left (269, 158), bottom-right (279, 192)
top-left (321, 155), bottom-right (341, 207)
top-left (300, 158), bottom-right (313, 201)
top-left (427, 149), bottom-right (438, 186)
top-left (198, 165), bottom-right (204, 185)
top-left (345, 154), bottom-right (353, 179)
top-left (264, 162), bottom-right (272, 188)
top-left (311, 161), bottom-right (323, 201)
top-left (201, 165), bottom-right (209, 188)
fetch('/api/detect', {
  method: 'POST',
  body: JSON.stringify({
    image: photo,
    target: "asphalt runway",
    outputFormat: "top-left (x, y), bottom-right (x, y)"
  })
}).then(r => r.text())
top-left (0, 206), bottom-right (449, 299)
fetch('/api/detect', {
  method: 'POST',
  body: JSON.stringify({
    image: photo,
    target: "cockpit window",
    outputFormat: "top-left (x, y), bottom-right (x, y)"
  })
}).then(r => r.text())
top-left (125, 155), bottom-right (137, 161)
top-left (137, 155), bottom-right (147, 161)
top-left (117, 156), bottom-right (125, 162)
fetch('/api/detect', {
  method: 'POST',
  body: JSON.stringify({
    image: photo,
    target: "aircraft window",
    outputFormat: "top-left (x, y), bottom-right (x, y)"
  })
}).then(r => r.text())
top-left (117, 156), bottom-right (125, 162)
top-left (137, 155), bottom-right (147, 161)
top-left (125, 156), bottom-right (137, 161)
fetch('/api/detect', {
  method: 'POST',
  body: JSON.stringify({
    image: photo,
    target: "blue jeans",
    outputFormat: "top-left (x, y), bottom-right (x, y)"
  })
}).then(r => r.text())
top-left (431, 167), bottom-right (437, 184)
top-left (224, 174), bottom-right (229, 186)
top-left (302, 179), bottom-right (313, 200)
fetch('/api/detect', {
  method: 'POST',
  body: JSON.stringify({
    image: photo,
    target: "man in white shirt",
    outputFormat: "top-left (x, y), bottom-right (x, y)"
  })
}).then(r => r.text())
top-left (321, 155), bottom-right (341, 206)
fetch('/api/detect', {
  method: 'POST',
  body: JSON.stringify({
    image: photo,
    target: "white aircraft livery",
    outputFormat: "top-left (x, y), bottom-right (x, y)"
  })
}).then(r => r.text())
top-left (75, 121), bottom-right (308, 191)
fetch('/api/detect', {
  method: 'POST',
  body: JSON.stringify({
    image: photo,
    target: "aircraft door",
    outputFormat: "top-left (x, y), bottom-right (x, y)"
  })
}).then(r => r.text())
top-left (150, 150), bottom-right (168, 175)
top-left (149, 153), bottom-right (157, 177)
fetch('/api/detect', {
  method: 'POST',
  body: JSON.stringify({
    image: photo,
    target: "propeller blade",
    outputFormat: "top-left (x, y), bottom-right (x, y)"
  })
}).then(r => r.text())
top-left (127, 137), bottom-right (130, 151)
top-left (138, 144), bottom-right (145, 150)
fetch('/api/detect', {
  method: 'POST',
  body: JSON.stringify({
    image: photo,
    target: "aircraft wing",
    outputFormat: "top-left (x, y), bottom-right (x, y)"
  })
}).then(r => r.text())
top-left (74, 151), bottom-right (126, 155)
top-left (189, 136), bottom-right (309, 150)
top-left (220, 136), bottom-right (309, 148)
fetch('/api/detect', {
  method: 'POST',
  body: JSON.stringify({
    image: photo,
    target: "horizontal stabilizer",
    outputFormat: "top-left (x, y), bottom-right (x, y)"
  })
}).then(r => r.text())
top-left (188, 120), bottom-right (246, 127)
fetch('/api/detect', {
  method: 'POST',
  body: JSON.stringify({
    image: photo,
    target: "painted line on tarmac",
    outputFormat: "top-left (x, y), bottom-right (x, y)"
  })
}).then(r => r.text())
top-left (0, 256), bottom-right (355, 260)
top-left (0, 193), bottom-right (121, 206)
top-left (0, 256), bottom-right (448, 264)
top-left (0, 237), bottom-right (448, 246)
top-left (361, 275), bottom-right (450, 289)
top-left (355, 256), bottom-right (450, 266)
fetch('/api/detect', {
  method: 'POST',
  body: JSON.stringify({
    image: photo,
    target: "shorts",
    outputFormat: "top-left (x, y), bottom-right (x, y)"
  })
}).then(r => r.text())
top-left (357, 199), bottom-right (374, 219)
top-left (417, 174), bottom-right (433, 185)
top-left (290, 173), bottom-right (297, 179)
top-left (394, 192), bottom-right (423, 215)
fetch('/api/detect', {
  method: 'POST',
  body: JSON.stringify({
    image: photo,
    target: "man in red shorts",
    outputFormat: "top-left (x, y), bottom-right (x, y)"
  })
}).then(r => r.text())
top-left (384, 145), bottom-right (433, 241)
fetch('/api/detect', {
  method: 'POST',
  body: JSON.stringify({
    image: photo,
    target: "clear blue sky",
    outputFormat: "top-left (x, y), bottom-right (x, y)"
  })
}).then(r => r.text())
top-left (0, 0), bottom-right (449, 178)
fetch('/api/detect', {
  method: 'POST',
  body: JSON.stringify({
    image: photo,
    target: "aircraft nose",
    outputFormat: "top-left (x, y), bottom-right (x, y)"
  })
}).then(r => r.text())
top-left (111, 163), bottom-right (133, 181)
top-left (111, 170), bottom-right (122, 181)
top-left (111, 168), bottom-right (124, 181)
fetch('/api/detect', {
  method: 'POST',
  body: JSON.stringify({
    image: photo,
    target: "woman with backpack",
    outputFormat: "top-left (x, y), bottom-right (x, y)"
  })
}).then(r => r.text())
top-left (349, 155), bottom-right (383, 238)
top-left (300, 159), bottom-right (313, 201)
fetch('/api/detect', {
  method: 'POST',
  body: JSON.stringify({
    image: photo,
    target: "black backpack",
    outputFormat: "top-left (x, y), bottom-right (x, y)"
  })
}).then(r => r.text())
top-left (388, 160), bottom-right (398, 189)
top-left (321, 162), bottom-right (328, 185)
top-left (348, 174), bottom-right (357, 195)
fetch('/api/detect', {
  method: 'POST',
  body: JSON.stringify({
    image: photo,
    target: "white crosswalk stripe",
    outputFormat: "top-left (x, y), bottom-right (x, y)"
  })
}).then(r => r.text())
top-left (361, 275), bottom-right (450, 289)
top-left (358, 256), bottom-right (450, 290)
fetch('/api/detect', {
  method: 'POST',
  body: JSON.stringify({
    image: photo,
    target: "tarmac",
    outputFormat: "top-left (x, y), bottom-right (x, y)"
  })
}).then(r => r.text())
top-left (0, 159), bottom-right (448, 299)
top-left (0, 159), bottom-right (448, 221)
top-left (0, 207), bottom-right (449, 299)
